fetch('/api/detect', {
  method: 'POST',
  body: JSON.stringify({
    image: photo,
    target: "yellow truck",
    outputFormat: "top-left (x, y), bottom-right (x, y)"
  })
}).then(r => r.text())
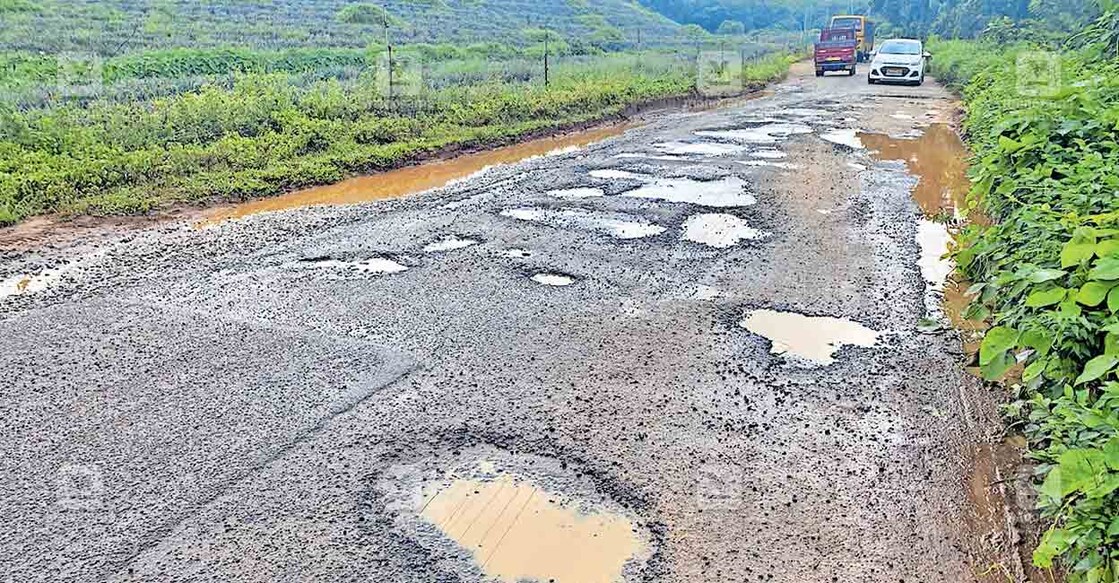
top-left (828, 15), bottom-right (875, 62)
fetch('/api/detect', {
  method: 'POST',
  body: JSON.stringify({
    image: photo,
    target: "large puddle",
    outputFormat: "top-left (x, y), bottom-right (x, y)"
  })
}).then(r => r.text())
top-left (501, 207), bottom-right (665, 239)
top-left (202, 124), bottom-right (633, 223)
top-left (682, 213), bottom-right (764, 248)
top-left (621, 177), bottom-right (755, 207)
top-left (740, 309), bottom-right (881, 366)
top-left (419, 473), bottom-right (646, 583)
top-left (859, 124), bottom-right (970, 218)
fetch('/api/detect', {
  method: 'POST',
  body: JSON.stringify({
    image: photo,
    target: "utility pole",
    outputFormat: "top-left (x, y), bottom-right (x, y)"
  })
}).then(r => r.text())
top-left (543, 26), bottom-right (550, 87)
top-left (383, 10), bottom-right (393, 103)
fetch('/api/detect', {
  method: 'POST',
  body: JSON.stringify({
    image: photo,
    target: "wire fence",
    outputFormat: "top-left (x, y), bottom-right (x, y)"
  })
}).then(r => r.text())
top-left (0, 33), bottom-right (807, 112)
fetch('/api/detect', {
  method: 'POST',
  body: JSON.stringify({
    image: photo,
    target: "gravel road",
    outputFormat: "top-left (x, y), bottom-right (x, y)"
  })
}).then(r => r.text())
top-left (0, 63), bottom-right (1021, 582)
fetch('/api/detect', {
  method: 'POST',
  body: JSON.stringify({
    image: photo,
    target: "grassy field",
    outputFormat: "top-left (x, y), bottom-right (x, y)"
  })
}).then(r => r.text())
top-left (0, 0), bottom-right (805, 226)
top-left (0, 47), bottom-right (798, 225)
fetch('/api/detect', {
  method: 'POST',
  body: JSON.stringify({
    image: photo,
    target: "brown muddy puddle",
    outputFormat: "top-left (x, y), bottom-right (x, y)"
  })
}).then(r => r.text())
top-left (861, 123), bottom-right (986, 332)
top-left (419, 473), bottom-right (647, 583)
top-left (859, 123), bottom-right (971, 218)
top-left (201, 124), bottom-right (634, 224)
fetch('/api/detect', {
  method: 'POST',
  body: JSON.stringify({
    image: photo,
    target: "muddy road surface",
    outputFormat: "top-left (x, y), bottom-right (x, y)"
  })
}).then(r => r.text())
top-left (1, 63), bottom-right (1021, 582)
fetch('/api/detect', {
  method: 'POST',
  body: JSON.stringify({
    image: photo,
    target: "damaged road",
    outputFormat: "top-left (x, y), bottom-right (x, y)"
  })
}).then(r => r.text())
top-left (0, 63), bottom-right (1020, 582)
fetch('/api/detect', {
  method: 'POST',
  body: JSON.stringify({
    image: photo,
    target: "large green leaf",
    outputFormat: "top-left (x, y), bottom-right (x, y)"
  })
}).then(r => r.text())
top-left (1028, 268), bottom-right (1067, 283)
top-left (1077, 281), bottom-right (1113, 307)
top-left (1091, 257), bottom-right (1119, 280)
top-left (1110, 287), bottom-right (1119, 313)
top-left (979, 326), bottom-right (1019, 366)
top-left (1075, 355), bottom-right (1119, 385)
top-left (1062, 227), bottom-right (1099, 267)
top-left (1097, 239), bottom-right (1119, 258)
top-left (1026, 287), bottom-right (1067, 307)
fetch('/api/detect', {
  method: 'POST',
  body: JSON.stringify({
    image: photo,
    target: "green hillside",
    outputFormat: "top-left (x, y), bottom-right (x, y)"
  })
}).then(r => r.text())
top-left (0, 0), bottom-right (684, 55)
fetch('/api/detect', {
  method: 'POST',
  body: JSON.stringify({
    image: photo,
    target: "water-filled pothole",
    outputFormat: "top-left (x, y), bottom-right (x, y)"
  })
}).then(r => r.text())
top-left (420, 473), bottom-right (646, 583)
top-left (695, 122), bottom-right (813, 144)
top-left (682, 214), bottom-right (764, 248)
top-left (621, 177), bottom-right (755, 207)
top-left (302, 257), bottom-right (408, 274)
top-left (652, 141), bottom-right (747, 156)
top-left (0, 271), bottom-right (58, 298)
top-left (531, 273), bottom-right (576, 287)
top-left (501, 208), bottom-right (665, 240)
top-left (423, 237), bottom-right (478, 253)
top-left (589, 169), bottom-right (651, 181)
top-left (820, 129), bottom-right (864, 149)
top-left (547, 187), bottom-right (606, 200)
top-left (740, 309), bottom-right (881, 366)
top-left (737, 160), bottom-right (799, 170)
top-left (859, 124), bottom-right (972, 219)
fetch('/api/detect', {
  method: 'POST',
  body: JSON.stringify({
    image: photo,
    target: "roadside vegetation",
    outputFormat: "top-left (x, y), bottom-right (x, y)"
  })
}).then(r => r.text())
top-left (0, 0), bottom-right (800, 226)
top-left (929, 9), bottom-right (1119, 579)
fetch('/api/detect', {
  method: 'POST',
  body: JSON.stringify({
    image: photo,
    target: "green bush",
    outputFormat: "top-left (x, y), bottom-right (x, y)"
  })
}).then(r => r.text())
top-left (930, 38), bottom-right (1119, 581)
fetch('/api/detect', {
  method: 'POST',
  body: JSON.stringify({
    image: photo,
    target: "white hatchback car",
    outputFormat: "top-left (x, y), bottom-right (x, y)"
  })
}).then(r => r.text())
top-left (868, 39), bottom-right (930, 86)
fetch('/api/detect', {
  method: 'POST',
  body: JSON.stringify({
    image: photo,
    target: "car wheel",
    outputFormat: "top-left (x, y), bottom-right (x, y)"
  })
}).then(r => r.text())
top-left (848, 67), bottom-right (856, 76)
top-left (867, 77), bottom-right (875, 84)
top-left (815, 69), bottom-right (823, 77)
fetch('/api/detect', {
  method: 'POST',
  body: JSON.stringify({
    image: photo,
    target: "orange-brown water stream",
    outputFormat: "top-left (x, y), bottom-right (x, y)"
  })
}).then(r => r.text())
top-left (202, 124), bottom-right (634, 224)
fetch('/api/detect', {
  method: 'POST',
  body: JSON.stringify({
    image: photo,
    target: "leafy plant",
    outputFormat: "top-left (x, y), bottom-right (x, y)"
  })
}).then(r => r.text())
top-left (931, 36), bottom-right (1119, 581)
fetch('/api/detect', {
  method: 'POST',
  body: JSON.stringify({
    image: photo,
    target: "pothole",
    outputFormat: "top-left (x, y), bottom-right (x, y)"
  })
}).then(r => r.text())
top-left (531, 272), bottom-right (576, 287)
top-left (420, 473), bottom-right (645, 583)
top-left (500, 208), bottom-right (665, 240)
top-left (682, 214), bottom-right (765, 248)
top-left (547, 187), bottom-right (606, 200)
top-left (652, 141), bottom-right (747, 156)
top-left (423, 237), bottom-right (479, 253)
top-left (614, 153), bottom-right (688, 162)
top-left (736, 160), bottom-right (799, 170)
top-left (589, 169), bottom-right (651, 181)
top-left (694, 122), bottom-right (813, 144)
top-left (740, 309), bottom-right (881, 366)
top-left (820, 129), bottom-right (864, 149)
top-left (375, 449), bottom-right (653, 583)
top-left (749, 149), bottom-right (787, 159)
top-left (621, 177), bottom-right (755, 207)
top-left (859, 124), bottom-right (972, 218)
top-left (0, 271), bottom-right (59, 298)
top-left (301, 257), bottom-right (409, 274)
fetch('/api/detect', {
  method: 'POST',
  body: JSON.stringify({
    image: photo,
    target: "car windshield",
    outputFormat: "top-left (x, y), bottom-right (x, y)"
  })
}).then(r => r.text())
top-left (832, 17), bottom-right (861, 30)
top-left (879, 41), bottom-right (921, 55)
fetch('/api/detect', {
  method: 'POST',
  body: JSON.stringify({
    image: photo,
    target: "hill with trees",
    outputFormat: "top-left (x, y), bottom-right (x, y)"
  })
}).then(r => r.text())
top-left (0, 0), bottom-right (684, 56)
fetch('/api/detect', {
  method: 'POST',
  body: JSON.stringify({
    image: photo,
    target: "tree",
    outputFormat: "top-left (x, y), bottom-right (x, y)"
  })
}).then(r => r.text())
top-left (716, 19), bottom-right (746, 35)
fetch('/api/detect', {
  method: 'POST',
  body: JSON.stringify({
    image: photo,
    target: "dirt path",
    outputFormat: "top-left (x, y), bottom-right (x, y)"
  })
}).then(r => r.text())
top-left (0, 62), bottom-right (1025, 582)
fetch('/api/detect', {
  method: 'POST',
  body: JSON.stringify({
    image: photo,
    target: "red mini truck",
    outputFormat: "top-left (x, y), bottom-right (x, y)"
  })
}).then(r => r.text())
top-left (814, 27), bottom-right (858, 77)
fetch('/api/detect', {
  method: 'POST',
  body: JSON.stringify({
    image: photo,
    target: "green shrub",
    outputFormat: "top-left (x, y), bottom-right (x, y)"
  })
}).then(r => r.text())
top-left (930, 38), bottom-right (1119, 581)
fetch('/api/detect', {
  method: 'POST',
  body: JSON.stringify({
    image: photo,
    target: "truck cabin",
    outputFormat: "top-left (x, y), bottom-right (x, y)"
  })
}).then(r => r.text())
top-left (819, 27), bottom-right (857, 43)
top-left (829, 15), bottom-right (864, 33)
